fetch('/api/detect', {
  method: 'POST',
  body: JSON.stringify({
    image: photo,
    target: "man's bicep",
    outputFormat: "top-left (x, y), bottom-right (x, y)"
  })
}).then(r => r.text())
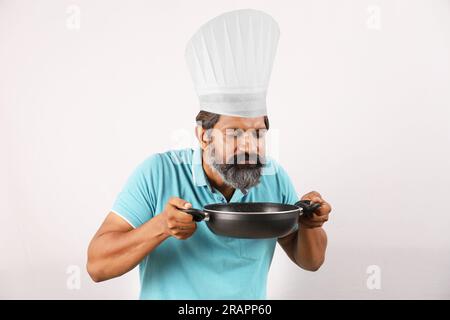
top-left (111, 155), bottom-right (161, 228)
top-left (94, 212), bottom-right (134, 238)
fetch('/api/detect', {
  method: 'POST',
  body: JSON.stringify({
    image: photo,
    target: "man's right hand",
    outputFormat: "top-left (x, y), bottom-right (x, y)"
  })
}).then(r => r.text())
top-left (159, 197), bottom-right (197, 240)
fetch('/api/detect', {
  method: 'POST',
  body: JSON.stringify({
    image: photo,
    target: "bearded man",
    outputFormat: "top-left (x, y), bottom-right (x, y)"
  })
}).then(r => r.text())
top-left (87, 9), bottom-right (332, 300)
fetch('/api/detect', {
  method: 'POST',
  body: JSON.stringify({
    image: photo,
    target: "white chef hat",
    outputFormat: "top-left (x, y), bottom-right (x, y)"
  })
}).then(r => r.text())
top-left (185, 9), bottom-right (280, 118)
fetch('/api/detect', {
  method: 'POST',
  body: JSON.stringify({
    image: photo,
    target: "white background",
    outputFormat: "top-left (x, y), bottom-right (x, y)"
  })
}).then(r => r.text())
top-left (1, 0), bottom-right (449, 299)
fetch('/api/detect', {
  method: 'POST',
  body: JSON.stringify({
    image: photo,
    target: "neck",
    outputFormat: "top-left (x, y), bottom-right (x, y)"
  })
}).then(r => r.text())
top-left (201, 151), bottom-right (235, 201)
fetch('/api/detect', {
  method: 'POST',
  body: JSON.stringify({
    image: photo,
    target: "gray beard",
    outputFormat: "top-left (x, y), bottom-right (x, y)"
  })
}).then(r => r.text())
top-left (205, 145), bottom-right (264, 193)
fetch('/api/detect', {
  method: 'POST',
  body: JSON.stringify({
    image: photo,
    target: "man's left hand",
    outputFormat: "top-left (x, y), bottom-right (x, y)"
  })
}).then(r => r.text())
top-left (298, 191), bottom-right (332, 229)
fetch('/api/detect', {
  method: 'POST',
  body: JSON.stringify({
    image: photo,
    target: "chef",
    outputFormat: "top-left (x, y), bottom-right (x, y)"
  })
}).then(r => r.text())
top-left (87, 9), bottom-right (332, 299)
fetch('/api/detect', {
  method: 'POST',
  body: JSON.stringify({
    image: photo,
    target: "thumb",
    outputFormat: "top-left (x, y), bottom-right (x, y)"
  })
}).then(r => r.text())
top-left (169, 197), bottom-right (192, 209)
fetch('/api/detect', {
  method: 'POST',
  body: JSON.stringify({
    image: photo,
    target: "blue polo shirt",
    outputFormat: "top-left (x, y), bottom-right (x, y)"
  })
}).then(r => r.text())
top-left (111, 147), bottom-right (299, 299)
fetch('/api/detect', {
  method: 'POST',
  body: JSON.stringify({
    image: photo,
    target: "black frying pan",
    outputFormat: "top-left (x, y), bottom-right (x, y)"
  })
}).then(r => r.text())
top-left (181, 200), bottom-right (321, 239)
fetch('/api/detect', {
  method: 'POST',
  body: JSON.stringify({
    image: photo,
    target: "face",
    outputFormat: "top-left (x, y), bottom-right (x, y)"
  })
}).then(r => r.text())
top-left (199, 115), bottom-right (268, 192)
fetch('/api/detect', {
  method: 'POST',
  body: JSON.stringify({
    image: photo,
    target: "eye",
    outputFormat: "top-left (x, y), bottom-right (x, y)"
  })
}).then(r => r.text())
top-left (252, 129), bottom-right (267, 139)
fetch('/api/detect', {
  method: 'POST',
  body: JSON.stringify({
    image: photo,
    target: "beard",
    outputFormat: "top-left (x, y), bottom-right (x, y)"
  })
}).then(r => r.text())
top-left (205, 144), bottom-right (265, 193)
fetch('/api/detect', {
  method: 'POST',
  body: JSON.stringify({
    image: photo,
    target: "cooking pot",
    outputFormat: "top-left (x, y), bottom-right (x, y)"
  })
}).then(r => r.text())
top-left (181, 200), bottom-right (321, 239)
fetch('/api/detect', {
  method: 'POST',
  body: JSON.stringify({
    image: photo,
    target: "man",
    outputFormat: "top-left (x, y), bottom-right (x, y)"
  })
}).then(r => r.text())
top-left (87, 9), bottom-right (332, 299)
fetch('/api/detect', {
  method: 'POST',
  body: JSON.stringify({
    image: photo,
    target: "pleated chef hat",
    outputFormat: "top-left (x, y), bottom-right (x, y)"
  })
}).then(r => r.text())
top-left (185, 9), bottom-right (280, 117)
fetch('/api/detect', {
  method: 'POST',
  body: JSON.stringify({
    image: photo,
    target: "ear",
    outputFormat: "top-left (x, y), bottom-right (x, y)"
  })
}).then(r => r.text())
top-left (195, 126), bottom-right (209, 150)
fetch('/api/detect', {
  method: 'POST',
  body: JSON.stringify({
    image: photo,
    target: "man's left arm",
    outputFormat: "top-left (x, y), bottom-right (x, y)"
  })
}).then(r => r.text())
top-left (278, 191), bottom-right (332, 271)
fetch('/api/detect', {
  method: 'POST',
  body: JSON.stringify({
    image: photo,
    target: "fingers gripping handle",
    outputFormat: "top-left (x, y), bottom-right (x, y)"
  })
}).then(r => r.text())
top-left (295, 200), bottom-right (322, 217)
top-left (180, 208), bottom-right (208, 222)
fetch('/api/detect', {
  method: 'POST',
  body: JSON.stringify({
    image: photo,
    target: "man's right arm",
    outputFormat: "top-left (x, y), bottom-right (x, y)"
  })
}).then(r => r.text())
top-left (86, 197), bottom-right (196, 282)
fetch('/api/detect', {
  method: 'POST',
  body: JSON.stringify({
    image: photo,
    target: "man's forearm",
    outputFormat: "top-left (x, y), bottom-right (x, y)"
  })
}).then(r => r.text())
top-left (295, 226), bottom-right (327, 271)
top-left (87, 214), bottom-right (169, 282)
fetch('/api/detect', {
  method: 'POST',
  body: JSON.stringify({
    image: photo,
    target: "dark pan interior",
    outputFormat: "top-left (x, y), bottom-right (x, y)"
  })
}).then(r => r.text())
top-left (204, 202), bottom-right (298, 213)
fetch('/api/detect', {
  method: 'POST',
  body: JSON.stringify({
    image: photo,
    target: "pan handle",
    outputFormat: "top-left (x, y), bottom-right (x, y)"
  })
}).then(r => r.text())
top-left (180, 208), bottom-right (209, 222)
top-left (295, 200), bottom-right (321, 217)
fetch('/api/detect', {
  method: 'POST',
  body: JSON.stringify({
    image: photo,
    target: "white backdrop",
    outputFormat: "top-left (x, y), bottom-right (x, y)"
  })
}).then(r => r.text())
top-left (1, 0), bottom-right (449, 299)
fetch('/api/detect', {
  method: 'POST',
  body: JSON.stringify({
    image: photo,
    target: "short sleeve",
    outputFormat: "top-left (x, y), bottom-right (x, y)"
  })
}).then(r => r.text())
top-left (275, 163), bottom-right (301, 234)
top-left (276, 163), bottom-right (300, 205)
top-left (111, 154), bottom-right (160, 228)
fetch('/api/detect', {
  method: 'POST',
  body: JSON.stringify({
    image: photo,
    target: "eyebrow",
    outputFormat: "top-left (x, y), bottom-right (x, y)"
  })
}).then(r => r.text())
top-left (220, 126), bottom-right (267, 130)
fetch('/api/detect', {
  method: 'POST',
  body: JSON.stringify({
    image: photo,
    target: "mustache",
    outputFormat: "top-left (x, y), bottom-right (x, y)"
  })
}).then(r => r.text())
top-left (208, 149), bottom-right (264, 191)
top-left (225, 152), bottom-right (265, 167)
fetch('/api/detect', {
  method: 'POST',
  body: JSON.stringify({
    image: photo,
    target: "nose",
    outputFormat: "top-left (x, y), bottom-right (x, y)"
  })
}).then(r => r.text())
top-left (236, 130), bottom-right (258, 155)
